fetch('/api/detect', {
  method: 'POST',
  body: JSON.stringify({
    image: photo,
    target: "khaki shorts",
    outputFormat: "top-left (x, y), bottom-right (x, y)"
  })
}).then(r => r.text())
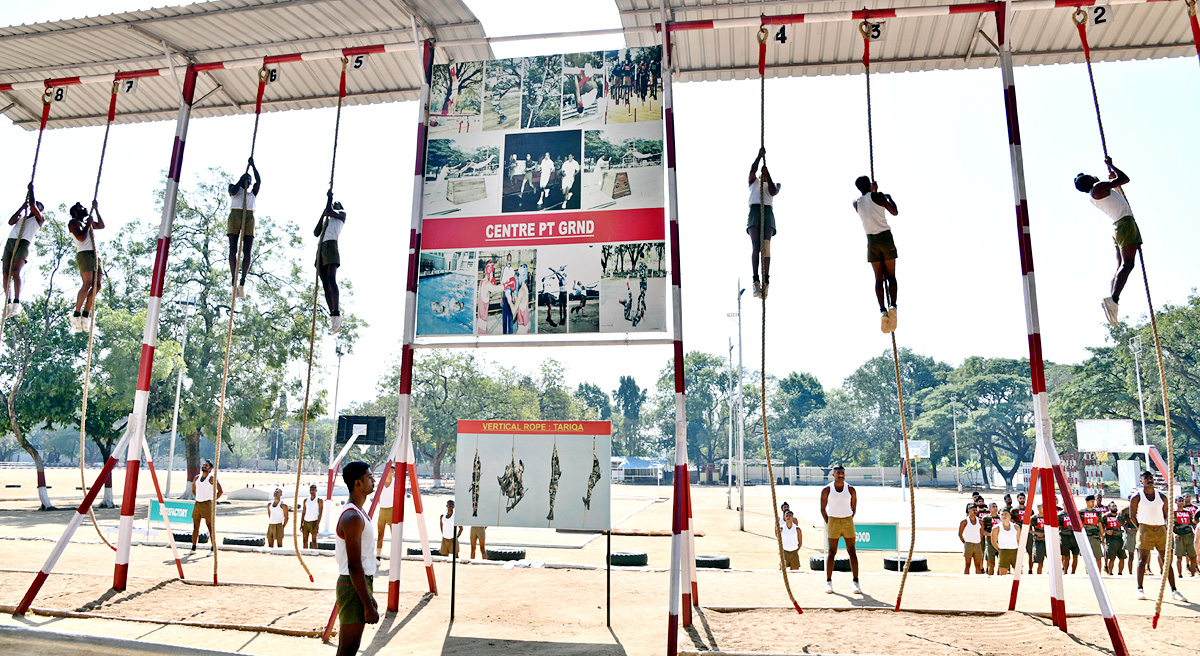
top-left (827, 516), bottom-right (855, 542)
top-left (1087, 534), bottom-right (1103, 558)
top-left (191, 500), bottom-right (213, 521)
top-left (998, 548), bottom-right (1018, 569)
top-left (336, 574), bottom-right (374, 625)
top-left (267, 523), bottom-right (284, 542)
top-left (1138, 524), bottom-right (1167, 552)
top-left (376, 507), bottom-right (393, 530)
top-left (746, 205), bottom-right (777, 237)
top-left (1112, 215), bottom-right (1142, 249)
top-left (964, 541), bottom-right (984, 559)
top-left (1105, 536), bottom-right (1126, 560)
top-left (227, 208), bottom-right (255, 237)
top-left (782, 549), bottom-right (800, 569)
top-left (470, 526), bottom-right (486, 541)
top-left (76, 250), bottom-right (101, 274)
top-left (1175, 533), bottom-right (1197, 558)
top-left (866, 230), bottom-right (898, 263)
top-left (3, 238), bottom-right (29, 263)
top-left (440, 538), bottom-right (458, 557)
top-left (302, 520), bottom-right (319, 536)
top-left (316, 240), bottom-right (340, 268)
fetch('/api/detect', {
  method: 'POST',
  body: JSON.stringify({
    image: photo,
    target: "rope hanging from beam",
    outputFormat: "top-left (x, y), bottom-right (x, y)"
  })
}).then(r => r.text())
top-left (1, 90), bottom-right (52, 340)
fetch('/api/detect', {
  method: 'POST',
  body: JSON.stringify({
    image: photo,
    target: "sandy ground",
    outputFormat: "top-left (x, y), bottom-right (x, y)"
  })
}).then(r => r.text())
top-left (3, 471), bottom-right (1200, 654)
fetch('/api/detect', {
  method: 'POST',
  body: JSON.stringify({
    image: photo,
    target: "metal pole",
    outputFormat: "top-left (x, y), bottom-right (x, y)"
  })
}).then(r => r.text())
top-left (737, 284), bottom-right (745, 531)
top-left (952, 394), bottom-right (961, 493)
top-left (606, 530), bottom-right (612, 628)
top-left (165, 294), bottom-right (195, 499)
top-left (450, 530), bottom-right (457, 622)
top-left (328, 347), bottom-right (344, 466)
top-left (1131, 336), bottom-right (1149, 448)
top-left (727, 338), bottom-right (734, 510)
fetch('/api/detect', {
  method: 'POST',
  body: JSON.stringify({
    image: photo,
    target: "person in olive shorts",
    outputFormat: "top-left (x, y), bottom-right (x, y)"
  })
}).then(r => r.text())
top-left (982, 502), bottom-right (999, 575)
top-left (852, 175), bottom-right (900, 333)
top-left (820, 465), bottom-right (861, 594)
top-left (1059, 507), bottom-right (1079, 574)
top-left (4, 185), bottom-right (44, 319)
top-left (301, 484), bottom-right (323, 550)
top-left (335, 461), bottom-right (378, 656)
top-left (959, 503), bottom-right (985, 575)
top-left (67, 201), bottom-right (105, 333)
top-left (1173, 496), bottom-right (1198, 577)
top-left (1103, 501), bottom-right (1126, 575)
top-left (746, 147), bottom-right (780, 299)
top-left (313, 191), bottom-right (346, 334)
top-left (1119, 504), bottom-right (1142, 575)
top-left (227, 158), bottom-right (261, 299)
top-left (1074, 158), bottom-right (1138, 327)
top-left (992, 509), bottom-right (1020, 576)
top-left (1079, 494), bottom-right (1104, 572)
top-left (1028, 505), bottom-right (1046, 574)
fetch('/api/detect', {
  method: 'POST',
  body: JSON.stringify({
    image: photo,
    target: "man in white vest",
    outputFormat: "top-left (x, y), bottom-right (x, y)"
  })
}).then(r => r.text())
top-left (819, 464), bottom-right (860, 594)
top-left (1130, 470), bottom-right (1187, 602)
top-left (190, 460), bottom-right (223, 552)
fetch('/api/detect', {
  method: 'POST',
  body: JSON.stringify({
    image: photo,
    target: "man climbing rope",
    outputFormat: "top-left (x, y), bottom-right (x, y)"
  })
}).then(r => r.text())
top-left (852, 176), bottom-right (900, 332)
top-left (68, 201), bottom-right (104, 333)
top-left (746, 147), bottom-right (779, 299)
top-left (4, 185), bottom-right (45, 319)
top-left (227, 158), bottom-right (262, 299)
top-left (1074, 158), bottom-right (1138, 327)
top-left (819, 465), bottom-right (861, 594)
top-left (314, 191), bottom-right (346, 334)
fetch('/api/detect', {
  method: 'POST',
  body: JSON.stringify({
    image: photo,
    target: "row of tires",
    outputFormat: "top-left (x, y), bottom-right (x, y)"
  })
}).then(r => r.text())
top-left (810, 555), bottom-right (929, 572)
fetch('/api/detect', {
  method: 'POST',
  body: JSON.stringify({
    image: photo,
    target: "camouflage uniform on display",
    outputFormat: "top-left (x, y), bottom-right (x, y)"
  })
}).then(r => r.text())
top-left (547, 444), bottom-right (561, 521)
top-left (583, 454), bottom-right (602, 510)
top-left (470, 450), bottom-right (481, 517)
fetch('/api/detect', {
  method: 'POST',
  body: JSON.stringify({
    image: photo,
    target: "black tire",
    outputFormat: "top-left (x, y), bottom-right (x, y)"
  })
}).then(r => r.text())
top-left (486, 547), bottom-right (526, 561)
top-left (808, 555), bottom-right (851, 572)
top-left (608, 551), bottom-right (648, 567)
top-left (317, 540), bottom-right (336, 551)
top-left (222, 535), bottom-right (265, 547)
top-left (407, 546), bottom-right (425, 556)
top-left (695, 554), bottom-right (730, 570)
top-left (174, 531), bottom-right (208, 544)
top-left (884, 555), bottom-right (929, 572)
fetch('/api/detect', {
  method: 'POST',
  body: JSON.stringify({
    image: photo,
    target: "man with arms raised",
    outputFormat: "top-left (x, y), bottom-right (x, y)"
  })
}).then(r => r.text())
top-left (336, 461), bottom-right (378, 656)
top-left (819, 465), bottom-right (861, 594)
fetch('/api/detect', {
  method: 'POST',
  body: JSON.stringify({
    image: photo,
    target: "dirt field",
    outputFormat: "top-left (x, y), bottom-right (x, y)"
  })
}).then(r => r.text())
top-left (2, 469), bottom-right (1199, 655)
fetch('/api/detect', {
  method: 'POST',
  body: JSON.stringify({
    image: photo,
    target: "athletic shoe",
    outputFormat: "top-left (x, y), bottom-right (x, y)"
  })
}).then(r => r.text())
top-left (238, 284), bottom-right (247, 299)
top-left (331, 315), bottom-right (343, 335)
top-left (1102, 297), bottom-right (1119, 327)
top-left (888, 306), bottom-right (898, 330)
top-left (1136, 587), bottom-right (1146, 600)
top-left (853, 580), bottom-right (863, 595)
top-left (880, 311), bottom-right (890, 334)
top-left (1172, 590), bottom-right (1188, 602)
top-left (752, 280), bottom-right (762, 298)
top-left (824, 581), bottom-right (834, 594)
top-left (68, 315), bottom-right (80, 333)
top-left (5, 302), bottom-right (21, 319)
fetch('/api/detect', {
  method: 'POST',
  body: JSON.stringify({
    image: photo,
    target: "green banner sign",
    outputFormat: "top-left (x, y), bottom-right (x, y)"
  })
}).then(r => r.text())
top-left (831, 521), bottom-right (899, 551)
top-left (149, 499), bottom-right (194, 524)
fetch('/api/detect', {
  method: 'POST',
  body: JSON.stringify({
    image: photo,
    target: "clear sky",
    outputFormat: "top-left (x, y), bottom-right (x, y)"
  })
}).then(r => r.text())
top-left (1, 1), bottom-right (1197, 417)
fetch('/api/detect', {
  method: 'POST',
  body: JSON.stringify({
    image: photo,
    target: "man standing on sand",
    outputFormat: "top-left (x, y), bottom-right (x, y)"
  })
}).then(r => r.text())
top-left (820, 465), bottom-right (861, 595)
top-left (1103, 501), bottom-right (1126, 576)
top-left (266, 488), bottom-right (289, 548)
top-left (1130, 470), bottom-right (1188, 602)
top-left (440, 500), bottom-right (463, 557)
top-left (190, 460), bottom-right (222, 552)
top-left (1059, 506), bottom-right (1079, 574)
top-left (1028, 504), bottom-right (1046, 575)
top-left (335, 461), bottom-right (378, 656)
top-left (302, 484), bottom-right (323, 550)
top-left (1173, 496), bottom-right (1197, 577)
top-left (992, 509), bottom-right (1020, 576)
top-left (780, 510), bottom-right (803, 571)
top-left (1080, 495), bottom-right (1104, 573)
top-left (959, 503), bottom-right (985, 575)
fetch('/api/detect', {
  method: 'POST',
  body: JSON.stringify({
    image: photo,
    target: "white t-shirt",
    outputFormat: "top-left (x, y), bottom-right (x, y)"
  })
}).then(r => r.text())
top-left (8, 214), bottom-right (41, 243)
top-left (321, 215), bottom-right (344, 242)
top-left (781, 523), bottom-right (801, 551)
top-left (379, 475), bottom-right (395, 510)
top-left (747, 179), bottom-right (781, 206)
top-left (194, 473), bottom-right (215, 502)
top-left (561, 159), bottom-right (580, 180)
top-left (1091, 191), bottom-right (1133, 223)
top-left (230, 187), bottom-right (256, 211)
top-left (856, 192), bottom-right (891, 235)
top-left (441, 512), bottom-right (456, 539)
top-left (268, 500), bottom-right (285, 524)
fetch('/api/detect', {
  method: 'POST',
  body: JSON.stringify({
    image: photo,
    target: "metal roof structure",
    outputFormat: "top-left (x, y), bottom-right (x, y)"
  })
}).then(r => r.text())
top-left (0, 0), bottom-right (493, 130)
top-left (619, 0), bottom-right (1200, 82)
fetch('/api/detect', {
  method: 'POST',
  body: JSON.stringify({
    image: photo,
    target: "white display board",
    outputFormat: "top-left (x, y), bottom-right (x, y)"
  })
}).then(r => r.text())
top-left (455, 420), bottom-right (611, 530)
top-left (1076, 419), bottom-right (1135, 452)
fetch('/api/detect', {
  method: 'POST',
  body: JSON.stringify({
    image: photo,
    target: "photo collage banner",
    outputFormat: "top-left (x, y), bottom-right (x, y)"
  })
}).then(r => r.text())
top-left (455, 420), bottom-right (612, 530)
top-left (416, 46), bottom-right (667, 337)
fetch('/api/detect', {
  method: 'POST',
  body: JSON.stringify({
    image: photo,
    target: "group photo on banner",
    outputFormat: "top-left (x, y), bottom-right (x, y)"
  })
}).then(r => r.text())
top-left (416, 46), bottom-right (667, 338)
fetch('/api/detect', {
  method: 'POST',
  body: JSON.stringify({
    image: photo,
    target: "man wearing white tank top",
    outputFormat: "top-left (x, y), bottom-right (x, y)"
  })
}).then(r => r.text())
top-left (819, 465), bottom-right (861, 594)
top-left (1129, 470), bottom-right (1187, 602)
top-left (266, 488), bottom-right (289, 548)
top-left (335, 461), bottom-right (378, 655)
top-left (1074, 158), bottom-right (1140, 327)
top-left (959, 503), bottom-right (985, 575)
top-left (301, 484), bottom-right (322, 550)
top-left (852, 176), bottom-right (901, 333)
top-left (992, 509), bottom-right (1020, 576)
top-left (189, 460), bottom-right (223, 552)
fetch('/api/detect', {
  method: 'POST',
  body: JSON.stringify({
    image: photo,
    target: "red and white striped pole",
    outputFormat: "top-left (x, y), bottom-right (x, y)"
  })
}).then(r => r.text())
top-left (14, 429), bottom-right (133, 615)
top-left (389, 38), bottom-right (435, 614)
top-left (662, 6), bottom-right (694, 653)
top-left (405, 437), bottom-right (437, 593)
top-left (113, 65), bottom-right (198, 592)
top-left (140, 438), bottom-right (185, 580)
top-left (996, 6), bottom-right (1126, 653)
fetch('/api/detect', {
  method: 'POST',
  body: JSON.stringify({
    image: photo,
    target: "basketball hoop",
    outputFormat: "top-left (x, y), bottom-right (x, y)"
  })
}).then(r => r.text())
top-left (357, 444), bottom-right (370, 455)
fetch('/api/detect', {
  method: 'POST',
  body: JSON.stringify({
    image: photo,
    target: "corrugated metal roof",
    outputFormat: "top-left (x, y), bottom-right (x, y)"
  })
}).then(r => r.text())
top-left (0, 0), bottom-right (493, 130)
top-left (618, 0), bottom-right (1199, 82)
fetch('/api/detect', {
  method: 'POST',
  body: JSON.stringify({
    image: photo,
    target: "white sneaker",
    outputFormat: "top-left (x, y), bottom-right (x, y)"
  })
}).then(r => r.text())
top-left (70, 315), bottom-right (82, 333)
top-left (880, 311), bottom-right (891, 334)
top-left (1136, 588), bottom-right (1146, 600)
top-left (888, 306), bottom-right (898, 330)
top-left (824, 580), bottom-right (834, 594)
top-left (853, 580), bottom-right (863, 595)
top-left (1172, 590), bottom-right (1188, 602)
top-left (331, 315), bottom-right (343, 334)
top-left (1102, 297), bottom-right (1119, 327)
top-left (237, 284), bottom-right (247, 299)
top-left (5, 302), bottom-right (21, 319)
top-left (752, 280), bottom-right (762, 298)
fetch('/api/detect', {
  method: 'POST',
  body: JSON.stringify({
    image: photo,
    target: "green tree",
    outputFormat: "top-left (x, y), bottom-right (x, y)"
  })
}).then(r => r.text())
top-left (653, 352), bottom-right (735, 469)
top-left (536, 359), bottom-right (579, 420)
top-left (613, 375), bottom-right (647, 456)
top-left (575, 382), bottom-right (612, 420)
top-left (769, 371), bottom-right (826, 468)
top-left (843, 348), bottom-right (950, 470)
top-left (793, 390), bottom-right (870, 468)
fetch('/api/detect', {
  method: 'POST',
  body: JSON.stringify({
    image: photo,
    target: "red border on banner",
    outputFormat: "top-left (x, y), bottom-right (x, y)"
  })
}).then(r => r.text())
top-left (457, 420), bottom-right (612, 435)
top-left (422, 207), bottom-right (665, 250)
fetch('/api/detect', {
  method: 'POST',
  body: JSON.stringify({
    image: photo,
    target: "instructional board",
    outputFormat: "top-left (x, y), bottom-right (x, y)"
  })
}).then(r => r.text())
top-left (454, 420), bottom-right (611, 530)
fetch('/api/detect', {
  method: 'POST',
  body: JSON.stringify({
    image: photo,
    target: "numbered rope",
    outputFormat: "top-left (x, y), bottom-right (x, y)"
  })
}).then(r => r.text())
top-left (1144, 247), bottom-right (1176, 629)
top-left (756, 24), bottom-right (802, 617)
top-left (329, 57), bottom-right (348, 193)
top-left (1, 90), bottom-right (52, 341)
top-left (77, 81), bottom-right (120, 552)
top-left (1072, 9), bottom-right (1111, 165)
top-left (891, 334), bottom-right (919, 611)
top-left (290, 271), bottom-right (320, 584)
top-left (1187, 0), bottom-right (1200, 65)
top-left (860, 20), bottom-right (876, 182)
top-left (211, 63), bottom-right (270, 585)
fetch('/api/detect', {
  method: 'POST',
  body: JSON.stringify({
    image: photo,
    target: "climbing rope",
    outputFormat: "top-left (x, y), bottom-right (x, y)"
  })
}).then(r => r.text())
top-left (211, 63), bottom-right (270, 585)
top-left (755, 24), bottom-right (802, 617)
top-left (1187, 0), bottom-right (1200, 65)
top-left (77, 81), bottom-right (119, 552)
top-left (1072, 10), bottom-right (1111, 164)
top-left (860, 19), bottom-right (918, 610)
top-left (1, 89), bottom-right (53, 341)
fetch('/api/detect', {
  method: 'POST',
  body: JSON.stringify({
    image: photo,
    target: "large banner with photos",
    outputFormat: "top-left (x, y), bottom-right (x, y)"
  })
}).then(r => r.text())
top-left (416, 47), bottom-right (667, 337)
top-left (454, 420), bottom-right (612, 530)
